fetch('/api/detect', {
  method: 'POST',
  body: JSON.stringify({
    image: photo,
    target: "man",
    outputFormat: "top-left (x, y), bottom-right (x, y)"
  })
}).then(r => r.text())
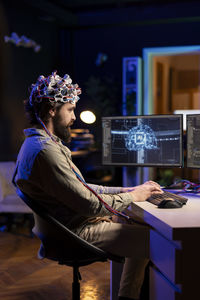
top-left (13, 71), bottom-right (162, 300)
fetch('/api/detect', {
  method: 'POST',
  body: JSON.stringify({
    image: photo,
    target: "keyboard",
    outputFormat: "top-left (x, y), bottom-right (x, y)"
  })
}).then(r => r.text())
top-left (147, 190), bottom-right (188, 206)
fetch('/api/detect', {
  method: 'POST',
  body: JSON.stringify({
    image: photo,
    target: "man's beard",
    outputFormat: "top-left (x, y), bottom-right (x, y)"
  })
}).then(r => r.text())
top-left (53, 117), bottom-right (72, 144)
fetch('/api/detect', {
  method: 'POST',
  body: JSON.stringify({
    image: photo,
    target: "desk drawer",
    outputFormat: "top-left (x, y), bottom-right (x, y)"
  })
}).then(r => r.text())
top-left (150, 230), bottom-right (182, 285)
top-left (150, 266), bottom-right (181, 300)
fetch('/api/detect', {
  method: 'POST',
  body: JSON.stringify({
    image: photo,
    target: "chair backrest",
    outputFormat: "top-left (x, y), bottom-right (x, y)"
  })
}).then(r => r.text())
top-left (16, 188), bottom-right (124, 266)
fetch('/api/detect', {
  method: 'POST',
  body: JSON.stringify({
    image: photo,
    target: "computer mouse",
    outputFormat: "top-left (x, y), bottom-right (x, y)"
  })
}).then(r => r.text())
top-left (158, 199), bottom-right (183, 209)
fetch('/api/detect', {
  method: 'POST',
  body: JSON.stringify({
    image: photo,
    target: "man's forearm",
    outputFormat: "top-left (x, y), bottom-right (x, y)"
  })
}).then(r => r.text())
top-left (87, 183), bottom-right (122, 194)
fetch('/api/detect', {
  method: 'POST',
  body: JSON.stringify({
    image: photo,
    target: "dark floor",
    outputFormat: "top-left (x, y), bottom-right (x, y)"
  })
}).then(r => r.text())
top-left (0, 231), bottom-right (110, 300)
top-left (0, 215), bottom-right (149, 300)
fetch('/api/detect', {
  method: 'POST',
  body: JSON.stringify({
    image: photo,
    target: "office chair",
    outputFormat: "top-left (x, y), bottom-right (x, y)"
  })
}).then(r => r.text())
top-left (16, 188), bottom-right (124, 300)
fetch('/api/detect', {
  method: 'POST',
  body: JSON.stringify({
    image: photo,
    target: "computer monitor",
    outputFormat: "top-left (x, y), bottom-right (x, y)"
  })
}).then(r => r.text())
top-left (186, 114), bottom-right (200, 168)
top-left (174, 109), bottom-right (200, 131)
top-left (102, 115), bottom-right (183, 167)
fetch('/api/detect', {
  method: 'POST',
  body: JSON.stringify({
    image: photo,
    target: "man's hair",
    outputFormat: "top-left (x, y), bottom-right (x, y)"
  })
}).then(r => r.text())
top-left (25, 71), bottom-right (81, 125)
top-left (24, 98), bottom-right (62, 125)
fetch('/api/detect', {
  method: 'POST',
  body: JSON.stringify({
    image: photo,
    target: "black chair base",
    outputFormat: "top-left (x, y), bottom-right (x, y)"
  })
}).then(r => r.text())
top-left (72, 266), bottom-right (81, 300)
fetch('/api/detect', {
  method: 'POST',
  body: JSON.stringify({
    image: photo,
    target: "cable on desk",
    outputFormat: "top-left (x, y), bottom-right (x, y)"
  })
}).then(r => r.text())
top-left (169, 179), bottom-right (200, 193)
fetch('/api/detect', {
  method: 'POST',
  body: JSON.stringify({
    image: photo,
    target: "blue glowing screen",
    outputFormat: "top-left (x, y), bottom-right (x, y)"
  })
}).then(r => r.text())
top-left (102, 115), bottom-right (183, 167)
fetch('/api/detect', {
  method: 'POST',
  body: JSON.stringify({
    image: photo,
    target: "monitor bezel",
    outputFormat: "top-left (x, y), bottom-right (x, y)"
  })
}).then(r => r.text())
top-left (102, 114), bottom-right (183, 167)
top-left (186, 114), bottom-right (200, 169)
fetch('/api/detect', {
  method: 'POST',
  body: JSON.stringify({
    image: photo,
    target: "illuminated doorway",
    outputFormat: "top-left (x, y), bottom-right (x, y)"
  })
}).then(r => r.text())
top-left (143, 45), bottom-right (200, 183)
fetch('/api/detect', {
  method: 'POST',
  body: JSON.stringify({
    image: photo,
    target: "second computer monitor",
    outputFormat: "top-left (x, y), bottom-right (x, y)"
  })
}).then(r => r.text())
top-left (187, 114), bottom-right (200, 168)
top-left (102, 115), bottom-right (183, 167)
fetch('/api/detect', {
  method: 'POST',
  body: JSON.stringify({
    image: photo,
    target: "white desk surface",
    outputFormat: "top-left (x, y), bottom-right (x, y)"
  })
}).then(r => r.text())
top-left (132, 192), bottom-right (200, 241)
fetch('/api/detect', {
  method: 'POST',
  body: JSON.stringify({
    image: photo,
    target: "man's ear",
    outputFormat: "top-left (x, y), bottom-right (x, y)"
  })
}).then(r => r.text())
top-left (49, 108), bottom-right (56, 117)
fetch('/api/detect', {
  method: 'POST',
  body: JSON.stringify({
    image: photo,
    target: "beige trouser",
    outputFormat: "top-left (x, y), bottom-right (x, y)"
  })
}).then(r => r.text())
top-left (79, 216), bottom-right (150, 299)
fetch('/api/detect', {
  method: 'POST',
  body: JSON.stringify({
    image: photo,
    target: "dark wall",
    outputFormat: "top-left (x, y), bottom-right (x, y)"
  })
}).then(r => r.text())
top-left (65, 1), bottom-right (200, 130)
top-left (73, 1), bottom-right (200, 82)
top-left (2, 0), bottom-right (200, 160)
top-left (0, 0), bottom-right (59, 160)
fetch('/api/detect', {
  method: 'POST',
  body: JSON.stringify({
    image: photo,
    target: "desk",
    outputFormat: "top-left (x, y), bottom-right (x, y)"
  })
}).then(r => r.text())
top-left (111, 192), bottom-right (200, 300)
